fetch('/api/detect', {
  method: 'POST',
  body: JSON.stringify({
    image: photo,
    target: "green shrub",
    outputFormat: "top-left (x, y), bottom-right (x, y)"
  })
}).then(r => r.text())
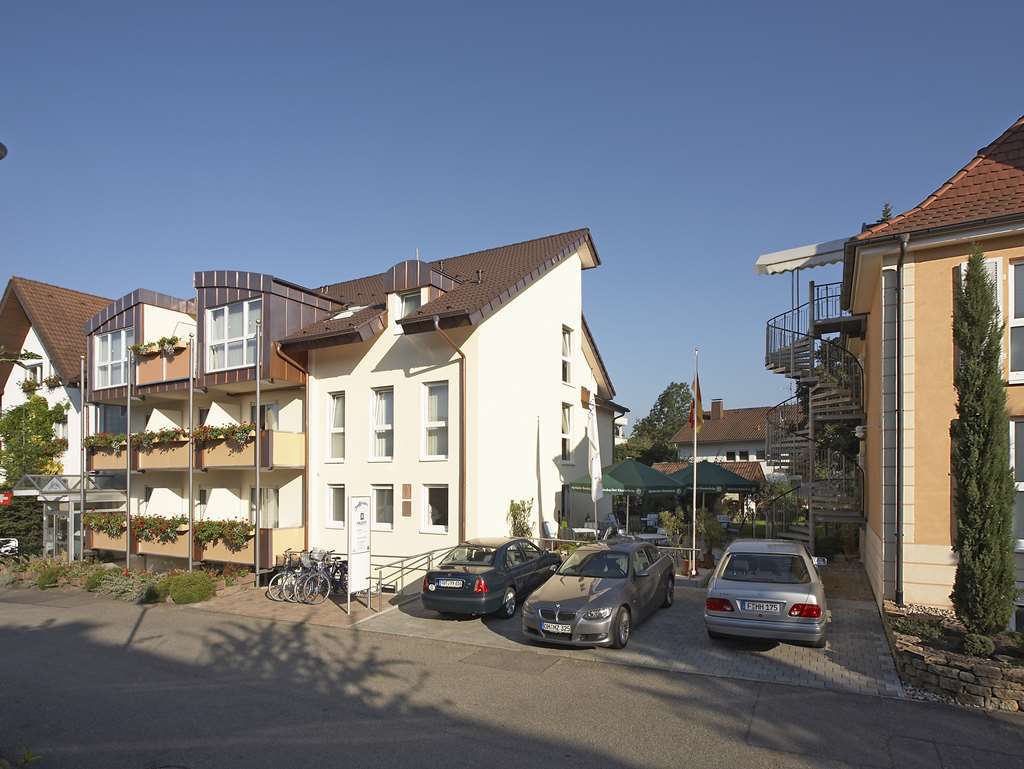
top-left (166, 572), bottom-right (215, 604)
top-left (140, 577), bottom-right (171, 604)
top-left (36, 566), bottom-right (63, 589)
top-left (963, 633), bottom-right (996, 658)
top-left (84, 569), bottom-right (109, 592)
top-left (891, 614), bottom-right (942, 642)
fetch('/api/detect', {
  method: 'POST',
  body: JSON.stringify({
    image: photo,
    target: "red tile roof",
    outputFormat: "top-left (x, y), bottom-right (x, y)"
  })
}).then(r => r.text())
top-left (671, 404), bottom-right (796, 445)
top-left (652, 460), bottom-right (766, 485)
top-left (857, 115), bottom-right (1024, 240)
top-left (0, 277), bottom-right (111, 389)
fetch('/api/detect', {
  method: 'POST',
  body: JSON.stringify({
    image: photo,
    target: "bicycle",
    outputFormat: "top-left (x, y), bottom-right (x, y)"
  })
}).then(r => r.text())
top-left (298, 551), bottom-right (349, 605)
top-left (265, 549), bottom-right (303, 602)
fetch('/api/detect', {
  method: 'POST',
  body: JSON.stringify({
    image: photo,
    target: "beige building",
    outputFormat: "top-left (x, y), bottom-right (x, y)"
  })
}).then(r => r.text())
top-left (758, 115), bottom-right (1024, 625)
top-left (77, 229), bottom-right (622, 567)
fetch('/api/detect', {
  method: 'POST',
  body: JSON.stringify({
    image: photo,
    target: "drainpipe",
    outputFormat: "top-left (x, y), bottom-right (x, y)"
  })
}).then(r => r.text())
top-left (433, 317), bottom-right (467, 543)
top-left (895, 234), bottom-right (908, 606)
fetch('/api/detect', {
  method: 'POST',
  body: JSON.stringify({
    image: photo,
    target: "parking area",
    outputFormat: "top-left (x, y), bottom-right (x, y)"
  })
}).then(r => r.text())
top-left (358, 582), bottom-right (903, 697)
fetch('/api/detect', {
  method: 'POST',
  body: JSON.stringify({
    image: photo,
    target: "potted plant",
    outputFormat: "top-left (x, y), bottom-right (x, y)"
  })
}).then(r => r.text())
top-left (43, 374), bottom-right (62, 390)
top-left (20, 379), bottom-right (40, 395)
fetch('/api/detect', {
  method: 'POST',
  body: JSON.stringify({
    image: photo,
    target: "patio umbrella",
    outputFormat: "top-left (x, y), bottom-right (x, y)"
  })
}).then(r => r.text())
top-left (668, 461), bottom-right (760, 494)
top-left (569, 459), bottom-right (682, 534)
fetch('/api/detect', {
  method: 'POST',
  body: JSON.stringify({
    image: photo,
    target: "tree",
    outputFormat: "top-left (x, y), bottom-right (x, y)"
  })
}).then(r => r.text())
top-left (950, 247), bottom-right (1016, 634)
top-left (616, 381), bottom-right (692, 464)
top-left (0, 394), bottom-right (68, 556)
top-left (880, 201), bottom-right (893, 222)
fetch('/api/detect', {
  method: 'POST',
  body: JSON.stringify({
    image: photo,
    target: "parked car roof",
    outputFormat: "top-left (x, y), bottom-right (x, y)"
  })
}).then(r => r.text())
top-left (576, 539), bottom-right (648, 554)
top-left (465, 537), bottom-right (518, 548)
top-left (724, 539), bottom-right (808, 555)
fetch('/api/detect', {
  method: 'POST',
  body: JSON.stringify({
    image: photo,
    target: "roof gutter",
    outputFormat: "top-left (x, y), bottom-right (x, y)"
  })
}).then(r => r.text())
top-left (433, 316), bottom-right (467, 543)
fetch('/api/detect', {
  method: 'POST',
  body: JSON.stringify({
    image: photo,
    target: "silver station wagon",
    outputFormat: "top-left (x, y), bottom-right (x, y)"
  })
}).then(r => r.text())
top-left (704, 539), bottom-right (829, 648)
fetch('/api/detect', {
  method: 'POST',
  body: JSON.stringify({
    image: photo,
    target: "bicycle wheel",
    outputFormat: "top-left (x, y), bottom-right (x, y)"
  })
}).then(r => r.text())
top-left (303, 574), bottom-right (330, 605)
top-left (283, 573), bottom-right (303, 603)
top-left (266, 571), bottom-right (287, 602)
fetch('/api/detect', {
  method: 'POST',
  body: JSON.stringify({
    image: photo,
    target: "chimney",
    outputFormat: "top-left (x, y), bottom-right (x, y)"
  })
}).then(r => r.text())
top-left (711, 399), bottom-right (724, 421)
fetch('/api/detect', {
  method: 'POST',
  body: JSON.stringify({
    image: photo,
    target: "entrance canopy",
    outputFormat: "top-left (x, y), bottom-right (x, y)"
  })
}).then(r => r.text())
top-left (669, 462), bottom-right (760, 493)
top-left (14, 474), bottom-right (126, 503)
top-left (569, 459), bottom-right (682, 495)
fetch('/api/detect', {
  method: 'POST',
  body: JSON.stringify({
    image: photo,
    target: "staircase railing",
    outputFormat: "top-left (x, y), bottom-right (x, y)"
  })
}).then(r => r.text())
top-left (812, 281), bottom-right (844, 323)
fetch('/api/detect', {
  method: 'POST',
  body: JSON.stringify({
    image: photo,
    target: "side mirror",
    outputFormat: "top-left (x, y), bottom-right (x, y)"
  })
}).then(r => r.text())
top-left (813, 557), bottom-right (828, 568)
top-left (635, 569), bottom-right (651, 578)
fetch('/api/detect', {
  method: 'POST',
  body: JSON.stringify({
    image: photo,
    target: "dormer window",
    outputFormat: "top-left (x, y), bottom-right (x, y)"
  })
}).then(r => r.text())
top-left (94, 328), bottom-right (134, 389)
top-left (207, 299), bottom-right (261, 372)
top-left (400, 290), bottom-right (422, 319)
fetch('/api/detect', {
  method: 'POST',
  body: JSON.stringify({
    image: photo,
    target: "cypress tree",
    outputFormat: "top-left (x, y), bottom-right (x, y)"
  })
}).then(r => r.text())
top-left (950, 246), bottom-right (1016, 634)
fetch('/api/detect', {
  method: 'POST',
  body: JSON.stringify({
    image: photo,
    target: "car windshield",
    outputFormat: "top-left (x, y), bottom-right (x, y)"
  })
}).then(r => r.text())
top-left (440, 545), bottom-right (496, 566)
top-left (557, 550), bottom-right (628, 579)
top-left (721, 553), bottom-right (811, 584)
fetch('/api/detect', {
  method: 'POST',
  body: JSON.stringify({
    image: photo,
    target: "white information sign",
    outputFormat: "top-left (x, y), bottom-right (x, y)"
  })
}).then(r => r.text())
top-left (347, 496), bottom-right (372, 610)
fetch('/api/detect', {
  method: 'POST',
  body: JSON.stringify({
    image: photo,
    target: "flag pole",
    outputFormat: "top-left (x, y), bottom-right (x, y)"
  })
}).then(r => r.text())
top-left (691, 348), bottom-right (698, 577)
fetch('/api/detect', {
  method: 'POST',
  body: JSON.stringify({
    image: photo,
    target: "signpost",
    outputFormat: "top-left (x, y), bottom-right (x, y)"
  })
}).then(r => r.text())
top-left (346, 495), bottom-right (373, 614)
top-left (0, 490), bottom-right (12, 507)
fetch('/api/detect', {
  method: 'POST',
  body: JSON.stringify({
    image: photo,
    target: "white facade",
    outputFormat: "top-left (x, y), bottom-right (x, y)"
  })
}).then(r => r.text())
top-left (677, 439), bottom-right (765, 464)
top-left (307, 250), bottom-right (615, 559)
top-left (1, 325), bottom-right (83, 479)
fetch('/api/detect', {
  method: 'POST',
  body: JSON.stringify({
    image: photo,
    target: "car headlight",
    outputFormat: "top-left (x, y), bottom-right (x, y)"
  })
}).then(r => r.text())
top-left (582, 607), bottom-right (613, 620)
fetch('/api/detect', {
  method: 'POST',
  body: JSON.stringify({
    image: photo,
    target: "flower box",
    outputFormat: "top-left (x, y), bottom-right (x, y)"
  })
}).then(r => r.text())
top-left (137, 347), bottom-right (190, 385)
top-left (88, 447), bottom-right (130, 472)
top-left (137, 441), bottom-right (191, 470)
top-left (137, 528), bottom-right (200, 560)
top-left (86, 528), bottom-right (135, 553)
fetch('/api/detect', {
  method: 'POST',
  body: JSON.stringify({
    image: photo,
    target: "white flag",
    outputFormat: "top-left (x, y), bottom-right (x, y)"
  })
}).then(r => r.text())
top-left (588, 401), bottom-right (603, 502)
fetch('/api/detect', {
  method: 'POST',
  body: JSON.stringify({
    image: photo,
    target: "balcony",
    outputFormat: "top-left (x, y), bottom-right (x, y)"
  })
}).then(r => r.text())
top-left (136, 347), bottom-right (190, 386)
top-left (138, 529), bottom-right (201, 561)
top-left (88, 448), bottom-right (132, 472)
top-left (85, 528), bottom-right (132, 553)
top-left (199, 527), bottom-right (304, 567)
top-left (137, 440), bottom-right (191, 471)
top-left (197, 431), bottom-right (305, 470)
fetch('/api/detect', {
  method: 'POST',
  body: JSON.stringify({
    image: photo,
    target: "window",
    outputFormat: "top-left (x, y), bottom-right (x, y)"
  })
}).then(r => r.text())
top-left (25, 363), bottom-right (42, 384)
top-left (726, 451), bottom-right (736, 461)
top-left (94, 328), bottom-right (134, 389)
top-left (739, 451), bottom-right (750, 461)
top-left (423, 485), bottom-right (449, 533)
top-left (329, 393), bottom-right (345, 460)
top-left (756, 449), bottom-right (766, 460)
top-left (519, 540), bottom-right (543, 561)
top-left (721, 553), bottom-right (811, 584)
top-left (198, 408), bottom-right (210, 427)
top-left (505, 543), bottom-right (528, 569)
top-left (143, 487), bottom-right (154, 513)
top-left (96, 405), bottom-right (127, 434)
top-left (207, 299), bottom-right (261, 372)
top-left (399, 290), bottom-right (422, 319)
top-left (327, 485), bottom-right (345, 529)
top-left (561, 403), bottom-right (574, 463)
top-left (561, 326), bottom-right (572, 384)
top-left (632, 548), bottom-right (653, 575)
top-left (1011, 262), bottom-right (1024, 380)
top-left (372, 485), bottom-right (394, 530)
top-left (197, 489), bottom-right (207, 518)
top-left (371, 387), bottom-right (394, 460)
top-left (1010, 420), bottom-right (1024, 549)
top-left (249, 487), bottom-right (279, 528)
top-left (424, 382), bottom-right (448, 458)
top-left (249, 403), bottom-right (278, 432)
top-left (53, 417), bottom-right (68, 441)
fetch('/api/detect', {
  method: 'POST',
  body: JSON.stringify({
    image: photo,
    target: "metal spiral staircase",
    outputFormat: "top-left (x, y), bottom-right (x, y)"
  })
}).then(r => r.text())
top-left (763, 282), bottom-right (866, 551)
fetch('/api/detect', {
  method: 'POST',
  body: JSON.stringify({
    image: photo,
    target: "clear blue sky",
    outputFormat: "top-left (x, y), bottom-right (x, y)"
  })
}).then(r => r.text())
top-left (2, 2), bottom-right (1022, 425)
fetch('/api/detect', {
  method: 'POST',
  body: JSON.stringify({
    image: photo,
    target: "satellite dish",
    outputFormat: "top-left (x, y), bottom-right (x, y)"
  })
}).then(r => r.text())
top-left (0, 142), bottom-right (6, 160)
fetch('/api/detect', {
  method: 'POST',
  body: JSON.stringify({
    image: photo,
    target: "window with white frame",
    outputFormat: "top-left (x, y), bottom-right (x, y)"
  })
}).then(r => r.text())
top-left (197, 488), bottom-right (207, 518)
top-left (424, 382), bottom-right (448, 458)
top-left (1010, 420), bottom-right (1024, 550)
top-left (143, 487), bottom-right (154, 514)
top-left (1010, 262), bottom-right (1024, 380)
top-left (249, 402), bottom-right (278, 432)
top-left (400, 290), bottom-right (422, 319)
top-left (371, 387), bottom-right (394, 460)
top-left (327, 485), bottom-right (345, 529)
top-left (53, 417), bottom-right (68, 441)
top-left (25, 363), bottom-right (42, 384)
top-left (249, 486), bottom-right (280, 528)
top-left (423, 485), bottom-right (449, 533)
top-left (372, 485), bottom-right (394, 530)
top-left (329, 392), bottom-right (345, 460)
top-left (561, 403), bottom-right (573, 463)
top-left (94, 328), bottom-right (134, 389)
top-left (561, 326), bottom-right (572, 384)
top-left (207, 299), bottom-right (261, 372)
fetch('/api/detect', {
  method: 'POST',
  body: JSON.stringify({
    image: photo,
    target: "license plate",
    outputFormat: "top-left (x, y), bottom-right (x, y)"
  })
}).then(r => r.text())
top-left (437, 579), bottom-right (464, 589)
top-left (743, 601), bottom-right (781, 614)
top-left (541, 622), bottom-right (572, 634)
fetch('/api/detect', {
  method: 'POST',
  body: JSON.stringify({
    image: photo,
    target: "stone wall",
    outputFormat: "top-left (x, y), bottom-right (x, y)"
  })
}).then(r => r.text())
top-left (884, 612), bottom-right (1024, 711)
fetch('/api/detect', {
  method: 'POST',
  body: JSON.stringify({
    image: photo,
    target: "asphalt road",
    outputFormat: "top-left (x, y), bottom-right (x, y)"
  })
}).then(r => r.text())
top-left (1, 587), bottom-right (1022, 769)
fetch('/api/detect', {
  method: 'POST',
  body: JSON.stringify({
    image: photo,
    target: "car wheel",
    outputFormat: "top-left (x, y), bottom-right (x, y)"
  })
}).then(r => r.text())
top-left (496, 587), bottom-right (517, 618)
top-left (609, 606), bottom-right (631, 649)
top-left (660, 575), bottom-right (674, 608)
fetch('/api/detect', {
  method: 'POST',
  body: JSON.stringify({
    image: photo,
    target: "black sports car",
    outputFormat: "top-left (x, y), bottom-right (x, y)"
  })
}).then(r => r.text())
top-left (421, 537), bottom-right (561, 618)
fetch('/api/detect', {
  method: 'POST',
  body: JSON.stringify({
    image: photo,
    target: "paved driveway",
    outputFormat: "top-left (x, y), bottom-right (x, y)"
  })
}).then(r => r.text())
top-left (358, 585), bottom-right (903, 697)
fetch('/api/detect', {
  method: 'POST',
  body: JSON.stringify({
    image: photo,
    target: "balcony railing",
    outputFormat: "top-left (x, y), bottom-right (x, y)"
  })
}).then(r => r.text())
top-left (136, 346), bottom-right (191, 386)
top-left (197, 430), bottom-right (305, 470)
